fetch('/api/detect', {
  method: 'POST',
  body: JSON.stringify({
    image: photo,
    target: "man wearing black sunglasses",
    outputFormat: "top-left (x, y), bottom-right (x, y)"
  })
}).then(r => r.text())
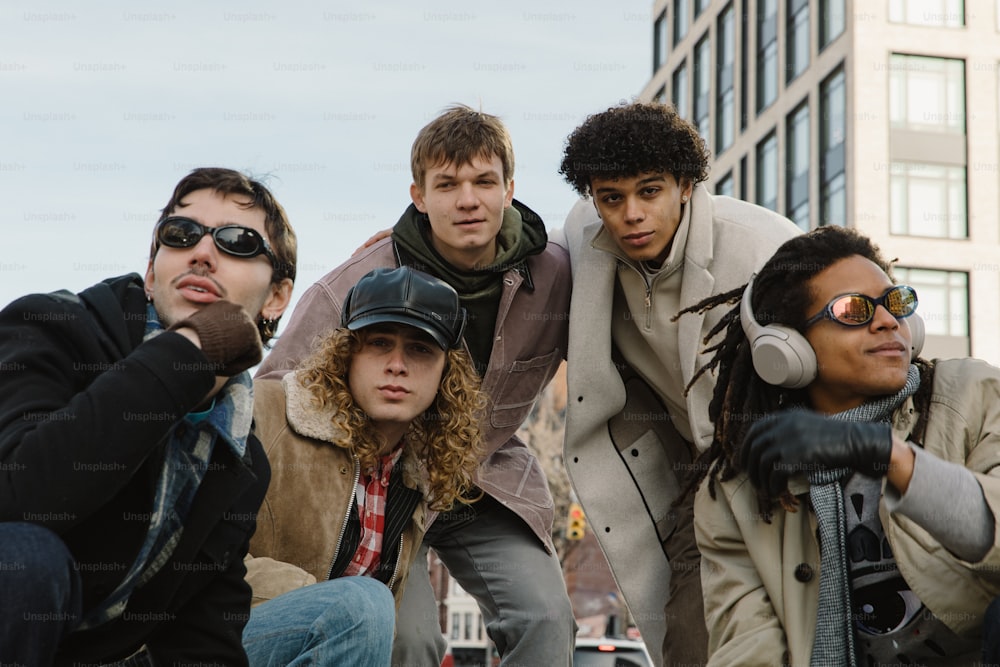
top-left (0, 167), bottom-right (295, 666)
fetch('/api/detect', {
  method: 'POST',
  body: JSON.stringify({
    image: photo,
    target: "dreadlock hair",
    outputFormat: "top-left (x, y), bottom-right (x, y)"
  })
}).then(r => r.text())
top-left (674, 226), bottom-right (934, 519)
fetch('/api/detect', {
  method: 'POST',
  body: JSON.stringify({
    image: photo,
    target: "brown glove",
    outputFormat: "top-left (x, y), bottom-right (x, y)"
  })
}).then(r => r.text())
top-left (169, 300), bottom-right (262, 376)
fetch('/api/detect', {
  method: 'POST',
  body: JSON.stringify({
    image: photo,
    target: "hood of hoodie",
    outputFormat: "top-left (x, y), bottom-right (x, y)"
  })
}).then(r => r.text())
top-left (390, 198), bottom-right (548, 295)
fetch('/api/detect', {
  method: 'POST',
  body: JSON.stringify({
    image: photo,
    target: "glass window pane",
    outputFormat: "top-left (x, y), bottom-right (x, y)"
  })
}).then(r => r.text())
top-left (694, 35), bottom-right (711, 140)
top-left (889, 54), bottom-right (966, 133)
top-left (820, 0), bottom-right (845, 46)
top-left (895, 267), bottom-right (969, 336)
top-left (890, 163), bottom-right (968, 238)
top-left (889, 0), bottom-right (964, 26)
top-left (787, 0), bottom-right (810, 82)
top-left (655, 11), bottom-right (669, 72)
top-left (717, 171), bottom-right (735, 197)
top-left (674, 0), bottom-right (689, 45)
top-left (673, 61), bottom-right (689, 118)
top-left (756, 133), bottom-right (778, 211)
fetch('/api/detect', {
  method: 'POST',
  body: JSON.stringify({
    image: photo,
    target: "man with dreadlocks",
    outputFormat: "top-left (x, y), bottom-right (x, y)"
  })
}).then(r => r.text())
top-left (558, 101), bottom-right (800, 664)
top-left (683, 226), bottom-right (1000, 666)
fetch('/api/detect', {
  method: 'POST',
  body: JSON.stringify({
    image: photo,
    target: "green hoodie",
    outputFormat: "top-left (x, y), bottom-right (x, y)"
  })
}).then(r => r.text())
top-left (391, 199), bottom-right (548, 375)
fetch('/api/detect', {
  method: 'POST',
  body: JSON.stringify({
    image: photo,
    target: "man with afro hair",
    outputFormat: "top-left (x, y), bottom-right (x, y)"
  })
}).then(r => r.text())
top-left (557, 101), bottom-right (800, 666)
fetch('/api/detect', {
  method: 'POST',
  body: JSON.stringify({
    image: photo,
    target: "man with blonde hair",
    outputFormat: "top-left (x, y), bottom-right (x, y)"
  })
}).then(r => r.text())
top-left (257, 105), bottom-right (575, 666)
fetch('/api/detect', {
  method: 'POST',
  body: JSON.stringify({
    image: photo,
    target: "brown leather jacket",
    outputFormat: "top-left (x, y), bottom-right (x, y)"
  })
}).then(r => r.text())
top-left (245, 375), bottom-right (428, 606)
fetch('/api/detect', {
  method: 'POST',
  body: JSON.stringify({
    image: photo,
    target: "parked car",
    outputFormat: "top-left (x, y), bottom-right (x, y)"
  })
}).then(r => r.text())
top-left (573, 636), bottom-right (653, 667)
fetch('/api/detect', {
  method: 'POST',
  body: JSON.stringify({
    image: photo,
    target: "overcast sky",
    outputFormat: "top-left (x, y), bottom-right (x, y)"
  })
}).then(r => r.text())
top-left (1, 0), bottom-right (651, 321)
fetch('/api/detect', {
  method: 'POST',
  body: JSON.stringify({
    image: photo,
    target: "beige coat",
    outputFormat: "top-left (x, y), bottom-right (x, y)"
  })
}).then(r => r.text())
top-left (561, 185), bottom-right (801, 660)
top-left (245, 375), bottom-right (429, 607)
top-left (255, 237), bottom-right (571, 551)
top-left (696, 358), bottom-right (1000, 666)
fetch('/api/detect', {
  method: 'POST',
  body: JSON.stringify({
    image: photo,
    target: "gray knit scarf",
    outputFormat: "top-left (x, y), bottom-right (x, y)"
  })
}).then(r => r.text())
top-left (808, 364), bottom-right (920, 667)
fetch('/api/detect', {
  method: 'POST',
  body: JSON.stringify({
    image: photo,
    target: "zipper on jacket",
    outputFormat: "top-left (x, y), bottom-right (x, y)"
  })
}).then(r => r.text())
top-left (387, 533), bottom-right (405, 591)
top-left (643, 282), bottom-right (652, 329)
top-left (327, 456), bottom-right (361, 580)
top-left (621, 261), bottom-right (654, 329)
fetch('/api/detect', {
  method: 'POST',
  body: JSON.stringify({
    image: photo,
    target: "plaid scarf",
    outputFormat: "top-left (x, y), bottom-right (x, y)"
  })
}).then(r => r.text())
top-left (78, 305), bottom-right (253, 630)
top-left (343, 445), bottom-right (404, 577)
top-left (808, 364), bottom-right (920, 666)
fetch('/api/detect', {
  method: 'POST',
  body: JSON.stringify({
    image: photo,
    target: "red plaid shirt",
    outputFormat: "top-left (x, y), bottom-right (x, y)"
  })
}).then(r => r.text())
top-left (343, 445), bottom-right (403, 577)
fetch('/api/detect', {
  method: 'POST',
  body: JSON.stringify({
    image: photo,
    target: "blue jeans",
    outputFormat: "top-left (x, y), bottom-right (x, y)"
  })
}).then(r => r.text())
top-left (243, 577), bottom-right (396, 667)
top-left (392, 494), bottom-right (575, 667)
top-left (0, 522), bottom-right (83, 666)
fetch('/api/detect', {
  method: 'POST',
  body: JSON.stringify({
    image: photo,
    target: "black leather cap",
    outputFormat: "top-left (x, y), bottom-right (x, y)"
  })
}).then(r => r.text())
top-left (340, 266), bottom-right (466, 350)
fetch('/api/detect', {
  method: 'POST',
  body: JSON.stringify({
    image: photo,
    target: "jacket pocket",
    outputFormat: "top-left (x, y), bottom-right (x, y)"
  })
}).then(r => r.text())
top-left (478, 443), bottom-right (554, 509)
top-left (490, 348), bottom-right (560, 429)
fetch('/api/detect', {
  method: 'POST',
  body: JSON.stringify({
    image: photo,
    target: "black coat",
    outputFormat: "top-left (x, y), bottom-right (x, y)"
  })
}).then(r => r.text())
top-left (0, 274), bottom-right (269, 665)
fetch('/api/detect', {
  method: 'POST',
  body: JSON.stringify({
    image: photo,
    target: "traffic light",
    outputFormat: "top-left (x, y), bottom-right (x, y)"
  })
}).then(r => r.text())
top-left (566, 502), bottom-right (586, 540)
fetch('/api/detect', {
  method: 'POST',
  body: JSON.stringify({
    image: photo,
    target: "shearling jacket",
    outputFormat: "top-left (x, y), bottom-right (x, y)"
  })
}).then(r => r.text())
top-left (255, 225), bottom-right (571, 550)
top-left (246, 374), bottom-right (429, 605)
top-left (696, 358), bottom-right (1000, 666)
top-left (561, 186), bottom-right (801, 658)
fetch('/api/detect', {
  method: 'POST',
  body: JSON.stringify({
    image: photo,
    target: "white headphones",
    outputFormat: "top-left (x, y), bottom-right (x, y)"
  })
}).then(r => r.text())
top-left (740, 274), bottom-right (925, 389)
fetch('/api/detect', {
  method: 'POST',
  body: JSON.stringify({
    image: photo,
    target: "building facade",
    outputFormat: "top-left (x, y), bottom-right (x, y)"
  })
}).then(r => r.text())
top-left (644, 0), bottom-right (1000, 363)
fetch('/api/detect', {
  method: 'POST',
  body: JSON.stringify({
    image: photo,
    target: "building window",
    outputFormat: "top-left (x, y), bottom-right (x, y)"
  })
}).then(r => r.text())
top-left (674, 0), bottom-right (689, 46)
top-left (739, 155), bottom-right (748, 200)
top-left (889, 54), bottom-right (965, 134)
top-left (655, 10), bottom-right (669, 73)
top-left (673, 60), bottom-right (689, 118)
top-left (695, 0), bottom-right (712, 18)
top-left (786, 0), bottom-right (810, 83)
top-left (756, 132), bottom-right (778, 211)
top-left (786, 102), bottom-right (810, 230)
top-left (757, 0), bottom-right (778, 113)
top-left (716, 170), bottom-right (735, 197)
top-left (820, 67), bottom-right (846, 226)
top-left (890, 163), bottom-right (967, 238)
top-left (716, 4), bottom-right (736, 154)
top-left (894, 267), bottom-right (970, 356)
top-left (889, 0), bottom-right (964, 27)
top-left (819, 0), bottom-right (845, 48)
top-left (693, 33), bottom-right (711, 141)
top-left (464, 613), bottom-right (474, 640)
top-left (451, 613), bottom-right (460, 640)
top-left (740, 6), bottom-right (750, 130)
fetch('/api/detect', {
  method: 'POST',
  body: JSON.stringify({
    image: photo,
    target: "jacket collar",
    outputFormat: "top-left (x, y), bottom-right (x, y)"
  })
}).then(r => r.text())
top-left (281, 371), bottom-right (347, 443)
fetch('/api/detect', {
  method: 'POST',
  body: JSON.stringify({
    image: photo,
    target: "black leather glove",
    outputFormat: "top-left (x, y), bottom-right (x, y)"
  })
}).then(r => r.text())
top-left (169, 300), bottom-right (262, 377)
top-left (740, 410), bottom-right (893, 497)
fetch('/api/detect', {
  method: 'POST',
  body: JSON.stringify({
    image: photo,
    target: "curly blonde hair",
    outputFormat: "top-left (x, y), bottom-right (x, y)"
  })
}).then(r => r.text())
top-left (296, 327), bottom-right (485, 511)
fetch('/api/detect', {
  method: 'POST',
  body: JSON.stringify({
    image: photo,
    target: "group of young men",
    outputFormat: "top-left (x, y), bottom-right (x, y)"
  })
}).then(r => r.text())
top-left (1, 99), bottom-right (998, 667)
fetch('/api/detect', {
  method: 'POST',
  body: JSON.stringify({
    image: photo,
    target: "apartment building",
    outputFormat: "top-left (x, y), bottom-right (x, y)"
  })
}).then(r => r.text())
top-left (643, 0), bottom-right (1000, 363)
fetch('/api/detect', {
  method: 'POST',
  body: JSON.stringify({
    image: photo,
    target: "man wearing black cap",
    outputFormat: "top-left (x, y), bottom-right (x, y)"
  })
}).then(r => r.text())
top-left (243, 266), bottom-right (487, 667)
top-left (256, 106), bottom-right (574, 665)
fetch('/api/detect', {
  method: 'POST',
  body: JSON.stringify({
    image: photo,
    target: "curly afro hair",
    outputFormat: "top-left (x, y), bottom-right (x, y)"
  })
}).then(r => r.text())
top-left (559, 101), bottom-right (710, 197)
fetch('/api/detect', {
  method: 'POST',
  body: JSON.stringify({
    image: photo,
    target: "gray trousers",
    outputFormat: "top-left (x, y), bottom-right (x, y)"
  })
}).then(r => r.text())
top-left (391, 494), bottom-right (576, 666)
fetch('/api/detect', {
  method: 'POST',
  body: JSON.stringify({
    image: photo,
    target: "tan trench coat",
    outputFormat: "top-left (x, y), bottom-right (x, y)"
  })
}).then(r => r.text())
top-left (697, 358), bottom-right (1000, 666)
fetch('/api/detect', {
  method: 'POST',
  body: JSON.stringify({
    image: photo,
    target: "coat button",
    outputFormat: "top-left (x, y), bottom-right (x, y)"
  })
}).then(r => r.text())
top-left (794, 563), bottom-right (814, 582)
